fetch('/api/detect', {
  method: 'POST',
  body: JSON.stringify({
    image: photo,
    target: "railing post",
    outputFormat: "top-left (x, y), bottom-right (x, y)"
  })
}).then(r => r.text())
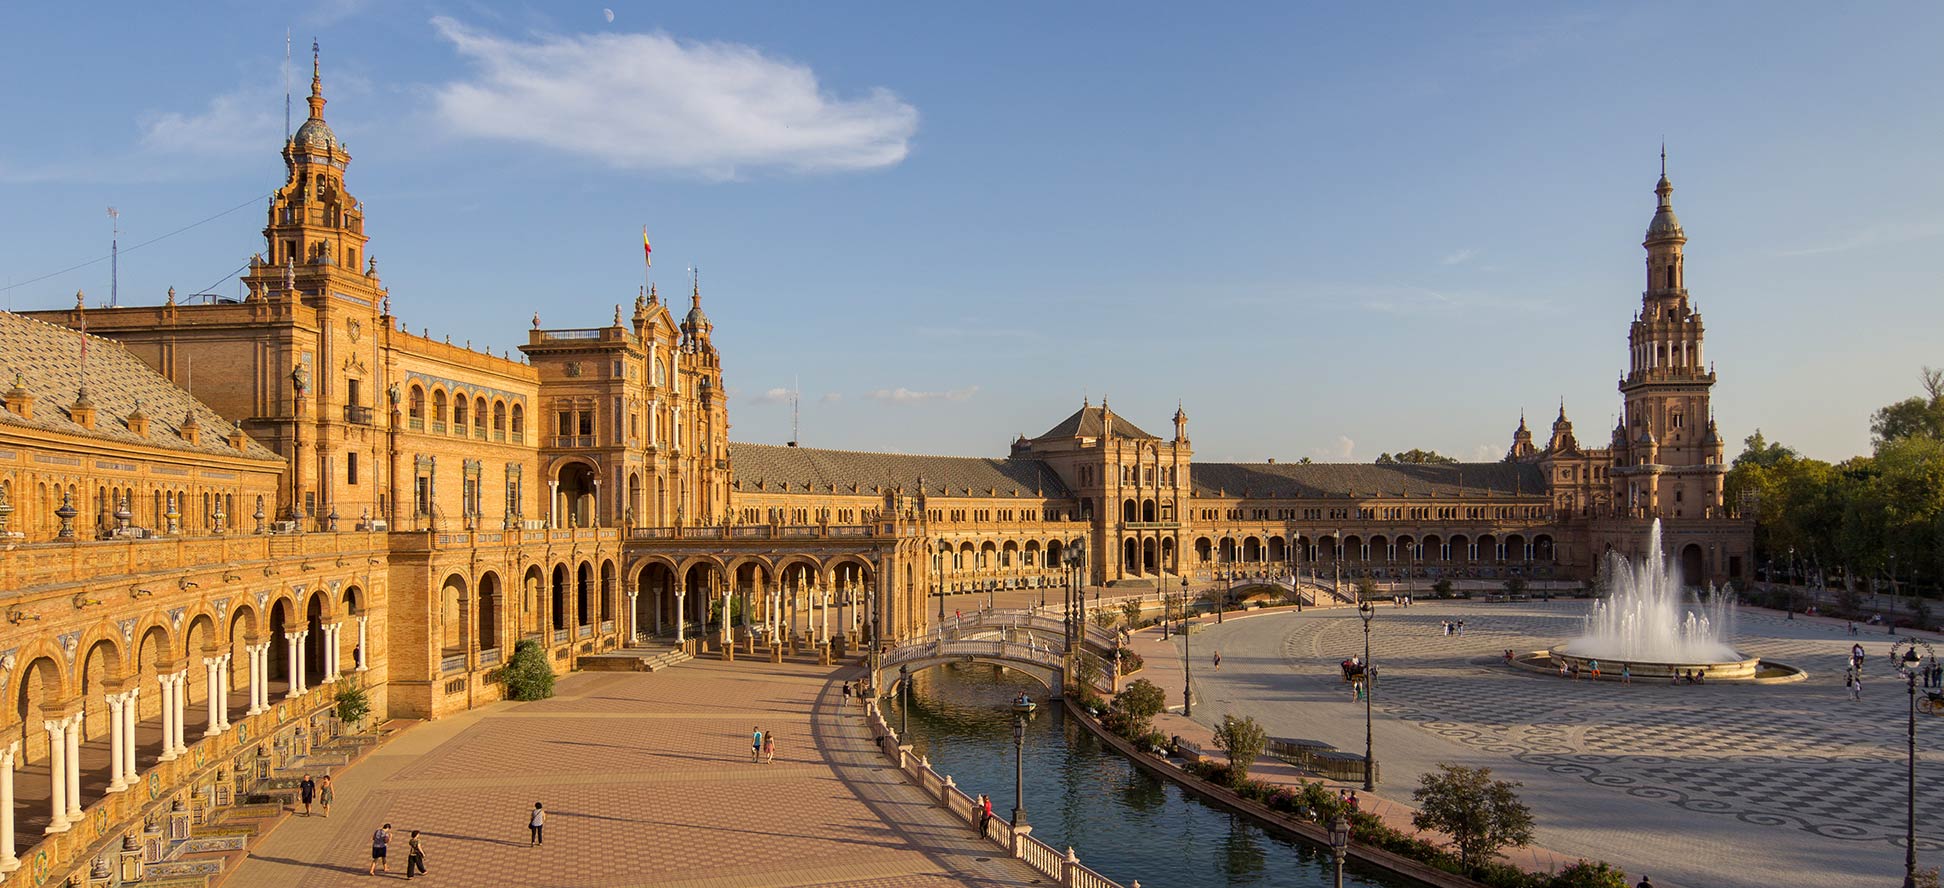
top-left (940, 774), bottom-right (955, 807)
top-left (1064, 847), bottom-right (1079, 887)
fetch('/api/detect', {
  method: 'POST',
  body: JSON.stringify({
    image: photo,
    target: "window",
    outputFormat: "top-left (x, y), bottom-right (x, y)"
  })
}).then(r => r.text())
top-left (408, 386), bottom-right (424, 418)
top-left (558, 411), bottom-right (573, 436)
top-left (347, 453), bottom-right (359, 485)
top-left (347, 378), bottom-right (361, 406)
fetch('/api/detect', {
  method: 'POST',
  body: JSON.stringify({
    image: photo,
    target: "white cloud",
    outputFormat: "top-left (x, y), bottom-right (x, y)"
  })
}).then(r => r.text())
top-left (1471, 443), bottom-right (1501, 462)
top-left (750, 387), bottom-right (794, 405)
top-left (139, 85), bottom-right (282, 159)
top-left (1311, 435), bottom-right (1356, 461)
top-left (1773, 220), bottom-right (1944, 257)
top-left (819, 392), bottom-right (843, 403)
top-left (865, 386), bottom-right (978, 404)
top-left (428, 17), bottom-right (918, 178)
top-left (1439, 248), bottom-right (1476, 265)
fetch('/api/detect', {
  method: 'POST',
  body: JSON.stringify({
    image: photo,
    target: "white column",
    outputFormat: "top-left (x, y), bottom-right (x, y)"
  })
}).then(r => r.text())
top-left (319, 625), bottom-right (337, 682)
top-left (0, 740), bottom-right (19, 871)
top-left (356, 617), bottom-right (369, 672)
top-left (170, 671), bottom-right (188, 755)
top-left (41, 719), bottom-right (68, 834)
top-left (216, 655), bottom-right (233, 730)
top-left (285, 632), bottom-right (303, 698)
top-left (674, 583), bottom-right (686, 644)
top-left (820, 590), bottom-right (830, 644)
top-left (62, 712), bottom-right (81, 821)
top-left (157, 674), bottom-right (180, 762)
top-left (247, 644), bottom-right (266, 715)
top-left (721, 587), bottom-right (733, 645)
top-left (203, 658), bottom-right (222, 736)
top-left (105, 693), bottom-right (128, 792)
top-left (626, 590), bottom-right (640, 643)
top-left (121, 688), bottom-right (139, 779)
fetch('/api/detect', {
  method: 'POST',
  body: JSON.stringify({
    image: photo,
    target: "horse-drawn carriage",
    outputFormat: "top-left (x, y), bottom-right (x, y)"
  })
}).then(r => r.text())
top-left (1924, 689), bottom-right (1944, 716)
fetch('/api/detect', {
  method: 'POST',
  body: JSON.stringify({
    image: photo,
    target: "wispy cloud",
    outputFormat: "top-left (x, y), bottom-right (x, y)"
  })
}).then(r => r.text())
top-left (1311, 435), bottom-right (1356, 462)
top-left (866, 386), bottom-right (978, 404)
top-left (1471, 443), bottom-right (1501, 462)
top-left (819, 392), bottom-right (843, 403)
top-left (1439, 248), bottom-right (1476, 266)
top-left (138, 87), bottom-right (282, 159)
top-left (750, 387), bottom-right (794, 405)
top-left (428, 17), bottom-right (918, 179)
top-left (1772, 220), bottom-right (1944, 257)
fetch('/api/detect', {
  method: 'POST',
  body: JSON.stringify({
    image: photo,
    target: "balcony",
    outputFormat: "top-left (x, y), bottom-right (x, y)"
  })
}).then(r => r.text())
top-left (551, 435), bottom-right (595, 448)
top-left (342, 404), bottom-right (374, 425)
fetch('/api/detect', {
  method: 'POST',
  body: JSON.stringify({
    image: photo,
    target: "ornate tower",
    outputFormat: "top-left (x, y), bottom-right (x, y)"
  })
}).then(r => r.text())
top-left (245, 43), bottom-right (377, 297)
top-left (1611, 152), bottom-right (1725, 518)
top-left (1506, 412), bottom-right (1537, 461)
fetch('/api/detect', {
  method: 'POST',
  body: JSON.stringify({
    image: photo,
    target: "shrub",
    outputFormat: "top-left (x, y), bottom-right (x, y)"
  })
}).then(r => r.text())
top-left (1093, 609), bottom-right (1119, 629)
top-left (1504, 577), bottom-right (1529, 598)
top-left (1112, 678), bottom-right (1167, 738)
top-left (1354, 577), bottom-right (1378, 602)
top-left (1411, 763), bottom-right (1536, 876)
top-left (1432, 578), bottom-right (1455, 598)
top-left (1120, 600), bottom-right (1143, 628)
top-left (333, 682), bottom-right (371, 728)
top-left (1212, 714), bottom-right (1268, 783)
top-left (1114, 648), bottom-right (1145, 674)
top-left (1546, 860), bottom-right (1628, 888)
top-left (502, 639), bottom-right (557, 701)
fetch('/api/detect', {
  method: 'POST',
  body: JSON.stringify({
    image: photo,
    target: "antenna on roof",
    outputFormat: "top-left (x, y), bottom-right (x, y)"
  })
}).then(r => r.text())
top-left (107, 207), bottom-right (119, 308)
top-left (788, 375), bottom-right (800, 448)
top-left (284, 30), bottom-right (292, 141)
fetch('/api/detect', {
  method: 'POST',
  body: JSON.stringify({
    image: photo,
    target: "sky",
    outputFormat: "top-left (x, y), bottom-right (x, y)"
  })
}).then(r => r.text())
top-left (2, 3), bottom-right (1938, 464)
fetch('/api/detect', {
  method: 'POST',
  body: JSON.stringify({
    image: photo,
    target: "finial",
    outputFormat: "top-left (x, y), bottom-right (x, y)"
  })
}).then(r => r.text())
top-left (75, 290), bottom-right (85, 310)
top-left (614, 303), bottom-right (623, 325)
top-left (531, 312), bottom-right (540, 329)
top-left (648, 283), bottom-right (658, 303)
top-left (166, 286), bottom-right (176, 306)
top-left (306, 38), bottom-right (327, 120)
top-left (1660, 140), bottom-right (1666, 177)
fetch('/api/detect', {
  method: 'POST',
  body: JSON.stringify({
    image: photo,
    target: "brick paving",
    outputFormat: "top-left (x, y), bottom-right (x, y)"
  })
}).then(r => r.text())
top-left (226, 657), bottom-right (1047, 887)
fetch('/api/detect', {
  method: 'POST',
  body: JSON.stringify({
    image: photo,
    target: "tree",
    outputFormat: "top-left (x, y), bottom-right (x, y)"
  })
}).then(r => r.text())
top-left (501, 639), bottom-right (556, 701)
top-left (1112, 679), bottom-right (1167, 736)
top-left (1431, 578), bottom-right (1454, 598)
top-left (1121, 599), bottom-right (1143, 629)
top-left (1211, 714), bottom-right (1268, 784)
top-left (1410, 763), bottom-right (1536, 875)
top-left (1547, 860), bottom-right (1629, 888)
top-left (1503, 577), bottom-right (1528, 598)
top-left (1871, 367), bottom-right (1944, 448)
top-left (334, 682), bottom-right (372, 729)
top-left (1377, 449), bottom-right (1460, 465)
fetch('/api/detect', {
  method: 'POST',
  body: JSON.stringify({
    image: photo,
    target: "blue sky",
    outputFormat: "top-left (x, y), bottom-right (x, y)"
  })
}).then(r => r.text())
top-left (2, 3), bottom-right (1937, 463)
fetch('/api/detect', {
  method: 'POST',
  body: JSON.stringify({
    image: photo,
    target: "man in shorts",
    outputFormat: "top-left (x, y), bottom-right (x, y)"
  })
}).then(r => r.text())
top-left (369, 823), bottom-right (392, 875)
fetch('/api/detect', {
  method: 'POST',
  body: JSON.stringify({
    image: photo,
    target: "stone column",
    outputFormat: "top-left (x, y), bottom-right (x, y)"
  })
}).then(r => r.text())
top-left (285, 632), bottom-right (304, 698)
top-left (170, 672), bottom-right (188, 756)
top-left (246, 644), bottom-right (266, 715)
top-left (0, 740), bottom-right (18, 871)
top-left (356, 617), bottom-right (369, 672)
top-left (42, 718), bottom-right (68, 834)
top-left (626, 587), bottom-right (640, 644)
top-left (720, 585), bottom-right (733, 646)
top-left (203, 658), bottom-right (222, 736)
top-left (63, 712), bottom-right (82, 821)
top-left (105, 693), bottom-right (127, 792)
top-left (674, 581), bottom-right (686, 644)
top-left (322, 624), bottom-right (340, 681)
top-left (215, 655), bottom-right (232, 730)
top-left (157, 674), bottom-right (179, 763)
top-left (120, 688), bottom-right (138, 780)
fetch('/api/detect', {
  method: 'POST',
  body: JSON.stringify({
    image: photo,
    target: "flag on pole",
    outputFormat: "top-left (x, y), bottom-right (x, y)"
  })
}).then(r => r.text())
top-left (642, 228), bottom-right (652, 267)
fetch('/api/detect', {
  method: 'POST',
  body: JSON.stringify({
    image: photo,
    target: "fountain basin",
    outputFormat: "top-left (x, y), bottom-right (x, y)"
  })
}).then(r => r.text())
top-left (1545, 645), bottom-right (1763, 680)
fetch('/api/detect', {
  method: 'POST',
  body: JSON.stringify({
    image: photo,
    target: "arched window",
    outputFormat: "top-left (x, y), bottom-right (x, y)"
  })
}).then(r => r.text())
top-left (408, 385), bottom-right (424, 418)
top-left (453, 393), bottom-right (469, 429)
top-left (492, 401), bottom-right (506, 433)
top-left (1666, 265), bottom-right (1676, 289)
top-left (432, 389), bottom-right (448, 422)
top-left (511, 404), bottom-right (525, 436)
top-left (474, 396), bottom-right (487, 433)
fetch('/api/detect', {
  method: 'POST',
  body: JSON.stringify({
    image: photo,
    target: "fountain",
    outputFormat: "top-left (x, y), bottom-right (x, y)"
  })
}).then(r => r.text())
top-left (1548, 520), bottom-right (1784, 681)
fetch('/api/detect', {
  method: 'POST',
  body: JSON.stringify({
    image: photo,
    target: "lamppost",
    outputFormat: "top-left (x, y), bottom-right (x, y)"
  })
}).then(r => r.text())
top-left (899, 663), bottom-right (910, 737)
top-left (1330, 814), bottom-right (1350, 888)
top-left (1161, 573), bottom-right (1172, 641)
top-left (935, 552), bottom-right (945, 624)
top-left (1359, 600), bottom-right (1375, 791)
top-left (1218, 568), bottom-right (1228, 624)
top-left (1182, 576), bottom-right (1193, 717)
top-left (1011, 713), bottom-right (1030, 829)
top-left (1893, 638), bottom-right (1932, 888)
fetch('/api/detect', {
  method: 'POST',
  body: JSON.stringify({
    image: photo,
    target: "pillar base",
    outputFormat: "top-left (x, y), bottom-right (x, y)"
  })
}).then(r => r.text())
top-left (770, 645), bottom-right (783, 664)
top-left (0, 855), bottom-right (20, 873)
top-left (720, 646), bottom-right (735, 662)
top-left (106, 780), bottom-right (127, 794)
top-left (158, 751), bottom-right (180, 763)
top-left (44, 821), bottom-right (70, 835)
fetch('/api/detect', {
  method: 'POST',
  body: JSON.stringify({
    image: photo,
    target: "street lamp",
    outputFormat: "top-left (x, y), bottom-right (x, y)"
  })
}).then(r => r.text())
top-left (899, 663), bottom-right (910, 737)
top-left (1182, 576), bottom-right (1193, 717)
top-left (1218, 568), bottom-right (1228, 624)
top-left (1894, 639), bottom-right (1933, 888)
top-left (1359, 600), bottom-right (1375, 792)
top-left (1011, 713), bottom-right (1030, 829)
top-left (1330, 814), bottom-right (1350, 888)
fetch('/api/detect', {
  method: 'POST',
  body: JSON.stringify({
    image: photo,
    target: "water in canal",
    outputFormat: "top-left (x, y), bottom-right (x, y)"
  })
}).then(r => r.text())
top-left (885, 663), bottom-right (1404, 888)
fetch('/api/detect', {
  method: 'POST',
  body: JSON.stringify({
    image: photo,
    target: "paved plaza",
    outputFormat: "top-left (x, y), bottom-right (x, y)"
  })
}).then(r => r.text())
top-left (226, 657), bottom-right (1046, 888)
top-left (1176, 600), bottom-right (1942, 888)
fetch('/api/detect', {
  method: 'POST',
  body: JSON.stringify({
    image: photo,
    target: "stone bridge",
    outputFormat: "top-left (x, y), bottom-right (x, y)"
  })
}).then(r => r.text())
top-left (876, 609), bottom-right (1119, 693)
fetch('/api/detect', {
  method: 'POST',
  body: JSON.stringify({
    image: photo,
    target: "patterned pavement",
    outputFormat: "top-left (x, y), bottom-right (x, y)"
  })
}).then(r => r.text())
top-left (1180, 601), bottom-right (1944, 888)
top-left (226, 657), bottom-right (1047, 888)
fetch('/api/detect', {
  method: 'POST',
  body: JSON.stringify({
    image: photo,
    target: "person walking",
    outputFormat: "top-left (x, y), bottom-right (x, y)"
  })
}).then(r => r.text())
top-left (405, 830), bottom-right (427, 879)
top-left (529, 802), bottom-right (545, 846)
top-left (369, 823), bottom-right (392, 875)
top-left (978, 794), bottom-right (993, 839)
top-left (842, 682), bottom-right (853, 704)
top-left (318, 774), bottom-right (335, 818)
top-left (1636, 877), bottom-right (1654, 888)
top-left (1212, 650), bottom-right (1222, 671)
top-left (752, 726), bottom-right (764, 763)
top-left (763, 730), bottom-right (776, 764)
top-left (1620, 663), bottom-right (1631, 685)
top-left (1851, 670), bottom-right (1862, 701)
top-left (299, 774), bottom-right (316, 816)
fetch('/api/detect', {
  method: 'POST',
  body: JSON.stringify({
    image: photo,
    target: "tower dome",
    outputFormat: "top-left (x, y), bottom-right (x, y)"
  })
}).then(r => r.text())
top-left (292, 42), bottom-right (337, 150)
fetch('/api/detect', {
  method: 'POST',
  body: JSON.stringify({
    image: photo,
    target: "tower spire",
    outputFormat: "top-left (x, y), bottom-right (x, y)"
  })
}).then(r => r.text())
top-left (306, 39), bottom-right (326, 121)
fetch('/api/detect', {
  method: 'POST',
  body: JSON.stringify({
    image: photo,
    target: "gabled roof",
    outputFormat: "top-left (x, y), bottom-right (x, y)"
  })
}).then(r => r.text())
top-left (0, 311), bottom-right (279, 461)
top-left (1033, 405), bottom-right (1156, 442)
top-left (1191, 461), bottom-right (1547, 499)
top-left (731, 443), bottom-right (1068, 498)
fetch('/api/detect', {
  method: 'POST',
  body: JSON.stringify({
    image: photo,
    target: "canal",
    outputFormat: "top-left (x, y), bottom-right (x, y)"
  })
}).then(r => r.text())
top-left (885, 663), bottom-right (1405, 888)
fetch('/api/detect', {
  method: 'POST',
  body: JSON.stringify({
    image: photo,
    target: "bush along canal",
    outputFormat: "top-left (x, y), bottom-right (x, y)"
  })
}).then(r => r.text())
top-left (885, 662), bottom-right (1406, 888)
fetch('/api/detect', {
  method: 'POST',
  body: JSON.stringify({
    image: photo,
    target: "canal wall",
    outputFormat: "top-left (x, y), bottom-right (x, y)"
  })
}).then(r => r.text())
top-left (1061, 696), bottom-right (1487, 888)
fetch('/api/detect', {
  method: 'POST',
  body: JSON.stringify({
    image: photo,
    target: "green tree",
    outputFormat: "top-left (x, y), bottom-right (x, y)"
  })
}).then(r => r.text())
top-left (334, 682), bottom-right (371, 729)
top-left (1870, 367), bottom-right (1944, 447)
top-left (1121, 599), bottom-right (1143, 628)
top-left (1431, 578), bottom-right (1454, 598)
top-left (501, 639), bottom-right (557, 701)
top-left (1376, 449), bottom-right (1460, 465)
top-left (1503, 577), bottom-right (1529, 598)
top-left (1112, 679), bottom-right (1167, 736)
top-left (1547, 860), bottom-right (1628, 888)
top-left (1410, 763), bottom-right (1536, 875)
top-left (1354, 577), bottom-right (1377, 602)
top-left (1211, 714), bottom-right (1268, 784)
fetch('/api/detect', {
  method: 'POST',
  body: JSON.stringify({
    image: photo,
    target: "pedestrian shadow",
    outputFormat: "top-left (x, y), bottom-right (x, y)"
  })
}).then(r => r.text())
top-left (243, 853), bottom-right (371, 876)
top-left (417, 830), bottom-right (527, 848)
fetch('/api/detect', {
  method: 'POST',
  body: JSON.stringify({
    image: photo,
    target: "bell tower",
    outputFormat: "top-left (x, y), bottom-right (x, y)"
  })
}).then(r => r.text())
top-left (1611, 151), bottom-right (1724, 518)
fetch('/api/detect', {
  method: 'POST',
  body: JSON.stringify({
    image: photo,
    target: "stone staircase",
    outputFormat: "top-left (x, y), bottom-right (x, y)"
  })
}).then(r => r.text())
top-left (580, 642), bottom-right (693, 672)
